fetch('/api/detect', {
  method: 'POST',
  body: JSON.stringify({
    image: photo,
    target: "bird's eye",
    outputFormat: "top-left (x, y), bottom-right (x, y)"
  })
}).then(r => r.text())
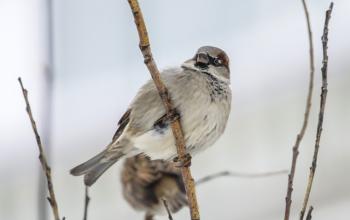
top-left (213, 58), bottom-right (223, 66)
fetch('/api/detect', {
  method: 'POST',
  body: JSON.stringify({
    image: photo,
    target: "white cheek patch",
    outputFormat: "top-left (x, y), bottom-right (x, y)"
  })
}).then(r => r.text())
top-left (207, 67), bottom-right (230, 84)
top-left (181, 62), bottom-right (230, 84)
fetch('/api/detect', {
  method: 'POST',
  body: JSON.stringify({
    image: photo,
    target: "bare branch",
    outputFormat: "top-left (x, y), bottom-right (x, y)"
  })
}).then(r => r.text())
top-left (284, 1), bottom-right (315, 219)
top-left (306, 206), bottom-right (314, 220)
top-left (162, 199), bottom-right (174, 220)
top-left (18, 77), bottom-right (61, 220)
top-left (126, 1), bottom-right (200, 219)
top-left (300, 3), bottom-right (334, 220)
top-left (196, 169), bottom-right (288, 185)
top-left (83, 186), bottom-right (90, 220)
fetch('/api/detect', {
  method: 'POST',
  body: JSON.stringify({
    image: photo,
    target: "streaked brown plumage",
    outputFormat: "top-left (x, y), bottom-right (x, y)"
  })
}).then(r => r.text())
top-left (121, 154), bottom-right (187, 219)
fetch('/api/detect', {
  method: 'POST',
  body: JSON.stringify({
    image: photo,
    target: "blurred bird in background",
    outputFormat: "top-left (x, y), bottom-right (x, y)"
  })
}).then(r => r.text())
top-left (70, 46), bottom-right (231, 186)
top-left (121, 154), bottom-right (187, 220)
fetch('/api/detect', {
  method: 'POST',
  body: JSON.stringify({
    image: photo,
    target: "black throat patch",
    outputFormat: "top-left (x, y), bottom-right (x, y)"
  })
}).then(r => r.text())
top-left (202, 72), bottom-right (228, 102)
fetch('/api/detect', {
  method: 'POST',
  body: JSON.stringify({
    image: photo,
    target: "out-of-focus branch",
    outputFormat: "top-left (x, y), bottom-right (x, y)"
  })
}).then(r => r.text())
top-left (305, 206), bottom-right (314, 220)
top-left (196, 169), bottom-right (288, 185)
top-left (18, 77), bottom-right (61, 220)
top-left (299, 3), bottom-right (334, 220)
top-left (39, 0), bottom-right (55, 219)
top-left (83, 186), bottom-right (90, 220)
top-left (126, 1), bottom-right (200, 219)
top-left (162, 199), bottom-right (174, 220)
top-left (284, 1), bottom-right (315, 219)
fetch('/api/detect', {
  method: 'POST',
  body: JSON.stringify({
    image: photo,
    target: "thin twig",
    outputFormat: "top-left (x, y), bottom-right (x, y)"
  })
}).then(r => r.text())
top-left (162, 199), bottom-right (174, 220)
top-left (83, 186), bottom-right (90, 220)
top-left (195, 169), bottom-right (288, 185)
top-left (126, 1), bottom-right (200, 219)
top-left (306, 206), bottom-right (314, 220)
top-left (284, 1), bottom-right (315, 219)
top-left (18, 77), bottom-right (61, 220)
top-left (299, 3), bottom-right (333, 220)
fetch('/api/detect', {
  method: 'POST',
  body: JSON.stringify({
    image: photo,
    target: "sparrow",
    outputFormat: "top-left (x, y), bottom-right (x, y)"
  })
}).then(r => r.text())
top-left (70, 46), bottom-right (232, 186)
top-left (121, 154), bottom-right (187, 220)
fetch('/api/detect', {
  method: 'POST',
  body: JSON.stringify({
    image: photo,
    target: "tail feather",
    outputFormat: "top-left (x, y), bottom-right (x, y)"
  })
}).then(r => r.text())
top-left (83, 160), bottom-right (117, 186)
top-left (70, 148), bottom-right (124, 186)
top-left (70, 149), bottom-right (108, 176)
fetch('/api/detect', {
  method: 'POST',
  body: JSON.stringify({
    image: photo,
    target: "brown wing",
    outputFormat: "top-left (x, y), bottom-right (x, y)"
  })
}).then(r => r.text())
top-left (122, 154), bottom-right (162, 187)
top-left (153, 160), bottom-right (187, 213)
top-left (121, 155), bottom-right (163, 211)
top-left (121, 155), bottom-right (187, 213)
top-left (112, 109), bottom-right (131, 142)
top-left (122, 154), bottom-right (183, 188)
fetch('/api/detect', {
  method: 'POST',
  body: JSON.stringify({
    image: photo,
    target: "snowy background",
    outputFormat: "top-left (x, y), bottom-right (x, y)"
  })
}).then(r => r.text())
top-left (0, 0), bottom-right (349, 219)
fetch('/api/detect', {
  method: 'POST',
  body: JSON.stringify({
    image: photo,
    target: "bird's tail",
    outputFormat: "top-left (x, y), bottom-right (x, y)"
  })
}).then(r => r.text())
top-left (70, 148), bottom-right (124, 186)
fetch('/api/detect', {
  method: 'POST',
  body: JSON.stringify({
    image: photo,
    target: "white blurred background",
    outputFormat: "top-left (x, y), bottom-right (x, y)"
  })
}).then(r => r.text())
top-left (0, 0), bottom-right (349, 219)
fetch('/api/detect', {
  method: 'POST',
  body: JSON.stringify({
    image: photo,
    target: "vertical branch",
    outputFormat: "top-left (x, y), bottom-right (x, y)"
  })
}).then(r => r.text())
top-left (83, 186), bottom-right (90, 220)
top-left (305, 206), bottom-right (314, 220)
top-left (299, 3), bottom-right (334, 220)
top-left (39, 0), bottom-right (55, 219)
top-left (284, 1), bottom-right (315, 219)
top-left (126, 1), bottom-right (200, 219)
top-left (18, 78), bottom-right (61, 220)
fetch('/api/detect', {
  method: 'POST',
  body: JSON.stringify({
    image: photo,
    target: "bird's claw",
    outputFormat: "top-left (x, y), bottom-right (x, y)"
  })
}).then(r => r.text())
top-left (167, 108), bottom-right (180, 123)
top-left (173, 153), bottom-right (192, 168)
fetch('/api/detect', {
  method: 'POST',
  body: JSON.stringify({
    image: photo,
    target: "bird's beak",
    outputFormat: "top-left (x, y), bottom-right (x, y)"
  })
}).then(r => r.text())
top-left (195, 52), bottom-right (209, 69)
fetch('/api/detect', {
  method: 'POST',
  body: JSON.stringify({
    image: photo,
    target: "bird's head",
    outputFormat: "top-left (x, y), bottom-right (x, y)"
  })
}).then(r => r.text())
top-left (182, 46), bottom-right (230, 83)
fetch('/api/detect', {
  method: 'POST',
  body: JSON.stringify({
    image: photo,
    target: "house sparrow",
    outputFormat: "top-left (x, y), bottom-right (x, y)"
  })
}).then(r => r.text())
top-left (121, 154), bottom-right (187, 219)
top-left (70, 46), bottom-right (232, 186)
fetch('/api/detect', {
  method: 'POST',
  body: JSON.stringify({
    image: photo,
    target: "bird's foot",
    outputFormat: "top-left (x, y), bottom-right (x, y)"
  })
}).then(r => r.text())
top-left (173, 153), bottom-right (192, 168)
top-left (167, 108), bottom-right (180, 123)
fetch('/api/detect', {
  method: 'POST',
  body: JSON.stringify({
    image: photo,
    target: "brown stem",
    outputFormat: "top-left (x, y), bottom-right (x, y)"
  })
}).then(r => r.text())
top-left (299, 3), bottom-right (334, 220)
top-left (284, 1), bottom-right (315, 219)
top-left (162, 199), bottom-right (174, 220)
top-left (195, 169), bottom-right (288, 185)
top-left (18, 77), bottom-right (61, 220)
top-left (83, 186), bottom-right (90, 220)
top-left (126, 1), bottom-right (200, 219)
